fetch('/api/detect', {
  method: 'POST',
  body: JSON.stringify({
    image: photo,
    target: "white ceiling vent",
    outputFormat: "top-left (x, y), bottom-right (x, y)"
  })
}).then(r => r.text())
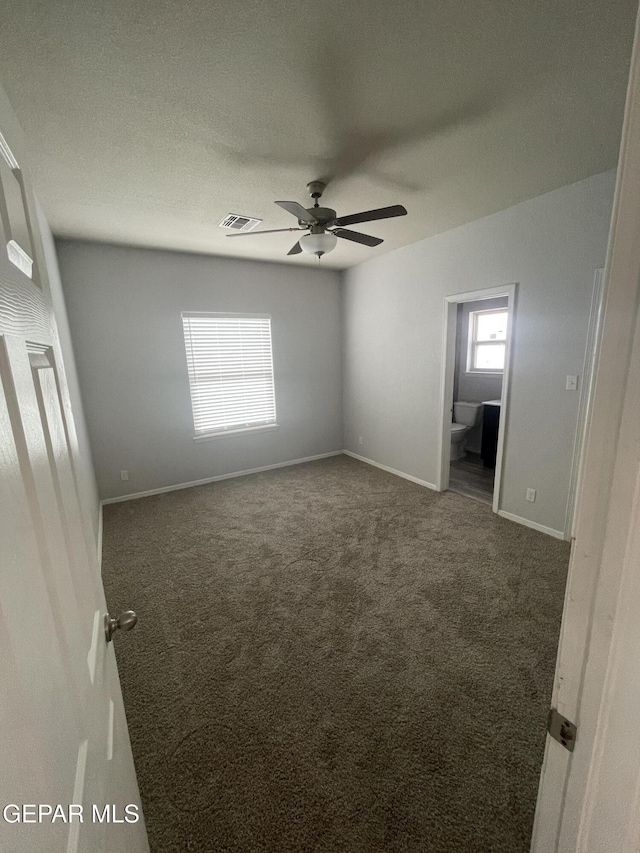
top-left (218, 214), bottom-right (262, 232)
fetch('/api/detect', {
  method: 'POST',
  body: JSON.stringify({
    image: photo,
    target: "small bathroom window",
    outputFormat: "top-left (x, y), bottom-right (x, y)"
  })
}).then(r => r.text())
top-left (467, 308), bottom-right (507, 373)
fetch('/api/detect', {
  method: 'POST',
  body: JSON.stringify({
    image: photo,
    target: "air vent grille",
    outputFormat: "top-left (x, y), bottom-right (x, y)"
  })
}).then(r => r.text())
top-left (218, 214), bottom-right (262, 232)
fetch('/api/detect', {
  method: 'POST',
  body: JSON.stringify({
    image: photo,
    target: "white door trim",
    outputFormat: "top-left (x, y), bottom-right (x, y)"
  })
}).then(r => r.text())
top-left (564, 268), bottom-right (606, 539)
top-left (436, 283), bottom-right (517, 516)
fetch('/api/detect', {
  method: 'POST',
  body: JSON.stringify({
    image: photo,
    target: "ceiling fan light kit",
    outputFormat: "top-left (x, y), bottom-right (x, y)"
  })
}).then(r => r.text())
top-left (226, 180), bottom-right (407, 259)
top-left (299, 231), bottom-right (338, 256)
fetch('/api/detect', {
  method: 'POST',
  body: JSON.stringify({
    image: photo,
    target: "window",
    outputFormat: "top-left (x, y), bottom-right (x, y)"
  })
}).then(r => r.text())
top-left (467, 308), bottom-right (508, 372)
top-left (182, 313), bottom-right (277, 438)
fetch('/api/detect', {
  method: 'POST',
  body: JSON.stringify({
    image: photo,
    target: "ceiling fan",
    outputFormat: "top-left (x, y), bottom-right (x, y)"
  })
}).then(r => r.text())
top-left (226, 181), bottom-right (407, 258)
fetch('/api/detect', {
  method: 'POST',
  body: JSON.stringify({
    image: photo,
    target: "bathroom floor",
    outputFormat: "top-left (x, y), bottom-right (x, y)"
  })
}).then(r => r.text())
top-left (450, 452), bottom-right (494, 504)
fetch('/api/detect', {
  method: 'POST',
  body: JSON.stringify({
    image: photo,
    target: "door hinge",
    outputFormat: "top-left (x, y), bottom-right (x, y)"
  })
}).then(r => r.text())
top-left (548, 708), bottom-right (577, 752)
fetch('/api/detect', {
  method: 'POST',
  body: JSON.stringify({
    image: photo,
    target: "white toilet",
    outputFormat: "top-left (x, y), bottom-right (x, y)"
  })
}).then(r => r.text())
top-left (450, 401), bottom-right (483, 461)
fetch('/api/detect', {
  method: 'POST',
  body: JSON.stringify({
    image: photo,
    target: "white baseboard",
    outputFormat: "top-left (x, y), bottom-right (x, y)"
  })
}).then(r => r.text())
top-left (101, 451), bottom-right (344, 505)
top-left (98, 450), bottom-right (566, 543)
top-left (343, 450), bottom-right (438, 491)
top-left (97, 503), bottom-right (103, 570)
top-left (497, 509), bottom-right (566, 540)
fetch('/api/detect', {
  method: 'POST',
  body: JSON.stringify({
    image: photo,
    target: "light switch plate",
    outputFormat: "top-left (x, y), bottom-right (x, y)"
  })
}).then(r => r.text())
top-left (566, 375), bottom-right (578, 391)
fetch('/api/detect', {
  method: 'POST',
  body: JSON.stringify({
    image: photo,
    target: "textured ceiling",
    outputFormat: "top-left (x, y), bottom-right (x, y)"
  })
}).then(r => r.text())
top-left (0, 0), bottom-right (636, 269)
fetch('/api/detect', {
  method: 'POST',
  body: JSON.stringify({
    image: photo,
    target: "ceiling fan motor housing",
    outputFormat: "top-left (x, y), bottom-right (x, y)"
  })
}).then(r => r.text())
top-left (300, 207), bottom-right (336, 227)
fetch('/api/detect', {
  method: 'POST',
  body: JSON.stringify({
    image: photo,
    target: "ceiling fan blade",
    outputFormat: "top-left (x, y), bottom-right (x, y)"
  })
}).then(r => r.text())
top-left (287, 241), bottom-right (302, 256)
top-left (226, 227), bottom-right (304, 238)
top-left (333, 228), bottom-right (383, 247)
top-left (275, 201), bottom-right (317, 222)
top-left (334, 204), bottom-right (407, 227)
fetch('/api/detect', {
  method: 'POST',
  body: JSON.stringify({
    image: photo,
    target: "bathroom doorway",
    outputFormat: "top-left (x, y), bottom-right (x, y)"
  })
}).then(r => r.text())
top-left (437, 284), bottom-right (516, 512)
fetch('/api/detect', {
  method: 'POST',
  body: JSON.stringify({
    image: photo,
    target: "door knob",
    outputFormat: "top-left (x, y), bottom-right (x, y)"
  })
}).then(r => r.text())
top-left (105, 610), bottom-right (138, 643)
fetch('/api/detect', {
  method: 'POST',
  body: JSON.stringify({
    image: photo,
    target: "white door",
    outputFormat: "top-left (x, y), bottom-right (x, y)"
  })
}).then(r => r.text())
top-left (0, 116), bottom-right (148, 850)
top-left (531, 3), bottom-right (640, 849)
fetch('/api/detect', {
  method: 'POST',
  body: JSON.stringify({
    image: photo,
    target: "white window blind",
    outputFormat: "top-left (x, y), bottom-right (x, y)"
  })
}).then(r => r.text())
top-left (182, 313), bottom-right (277, 436)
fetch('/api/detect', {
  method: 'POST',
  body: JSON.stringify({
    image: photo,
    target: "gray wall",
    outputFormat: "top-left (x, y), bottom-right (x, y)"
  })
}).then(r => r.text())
top-left (343, 170), bottom-right (616, 536)
top-left (58, 241), bottom-right (343, 500)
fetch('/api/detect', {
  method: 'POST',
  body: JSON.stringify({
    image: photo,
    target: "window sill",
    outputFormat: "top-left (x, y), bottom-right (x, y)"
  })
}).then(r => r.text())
top-left (193, 423), bottom-right (279, 442)
top-left (465, 370), bottom-right (504, 376)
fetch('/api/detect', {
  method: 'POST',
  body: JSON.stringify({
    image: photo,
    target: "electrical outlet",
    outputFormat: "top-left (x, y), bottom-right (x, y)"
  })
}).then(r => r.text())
top-left (526, 488), bottom-right (536, 503)
top-left (566, 375), bottom-right (578, 391)
top-left (120, 469), bottom-right (129, 481)
top-left (358, 436), bottom-right (363, 445)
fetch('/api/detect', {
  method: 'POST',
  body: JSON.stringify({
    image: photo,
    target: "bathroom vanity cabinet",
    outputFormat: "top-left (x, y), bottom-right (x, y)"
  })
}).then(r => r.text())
top-left (481, 400), bottom-right (501, 468)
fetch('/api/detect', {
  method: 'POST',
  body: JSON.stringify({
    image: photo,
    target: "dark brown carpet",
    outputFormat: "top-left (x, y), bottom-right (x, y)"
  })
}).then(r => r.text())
top-left (102, 455), bottom-right (569, 853)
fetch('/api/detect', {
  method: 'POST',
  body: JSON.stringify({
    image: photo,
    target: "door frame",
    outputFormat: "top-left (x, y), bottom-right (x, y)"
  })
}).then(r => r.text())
top-left (436, 282), bottom-right (517, 514)
top-left (564, 268), bottom-right (606, 538)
